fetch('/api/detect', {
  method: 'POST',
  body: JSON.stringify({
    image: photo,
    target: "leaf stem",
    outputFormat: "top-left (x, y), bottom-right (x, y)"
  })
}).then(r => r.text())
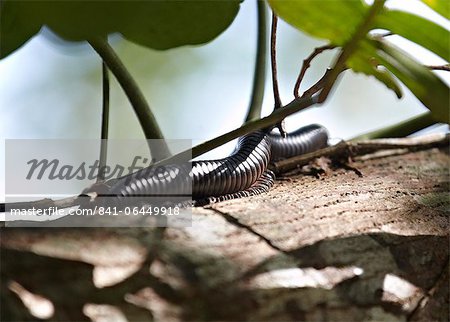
top-left (350, 112), bottom-right (436, 140)
top-left (98, 62), bottom-right (110, 182)
top-left (294, 44), bottom-right (335, 98)
top-left (245, 0), bottom-right (267, 122)
top-left (319, 0), bottom-right (386, 103)
top-left (88, 38), bottom-right (171, 160)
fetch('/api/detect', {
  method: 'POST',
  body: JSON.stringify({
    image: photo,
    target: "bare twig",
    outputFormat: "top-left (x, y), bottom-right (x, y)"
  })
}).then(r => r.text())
top-left (294, 44), bottom-right (336, 98)
top-left (426, 64), bottom-right (450, 72)
top-left (270, 13), bottom-right (281, 109)
top-left (270, 12), bottom-right (286, 136)
top-left (98, 62), bottom-right (110, 182)
top-left (160, 94), bottom-right (321, 165)
top-left (272, 132), bottom-right (449, 174)
top-left (301, 68), bottom-right (337, 98)
top-left (156, 66), bottom-right (344, 165)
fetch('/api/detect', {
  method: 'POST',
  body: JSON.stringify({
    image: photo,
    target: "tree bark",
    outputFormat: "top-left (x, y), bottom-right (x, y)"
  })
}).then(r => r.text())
top-left (1, 134), bottom-right (448, 321)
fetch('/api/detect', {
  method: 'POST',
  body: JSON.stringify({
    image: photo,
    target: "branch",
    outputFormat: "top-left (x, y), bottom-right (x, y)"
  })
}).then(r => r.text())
top-left (88, 38), bottom-right (171, 160)
top-left (270, 13), bottom-right (281, 109)
top-left (301, 68), bottom-right (337, 98)
top-left (155, 93), bottom-right (321, 166)
top-left (272, 132), bottom-right (449, 174)
top-left (98, 62), bottom-right (110, 182)
top-left (294, 44), bottom-right (336, 98)
top-left (319, 0), bottom-right (386, 103)
top-left (245, 0), bottom-right (267, 123)
top-left (155, 65), bottom-right (346, 166)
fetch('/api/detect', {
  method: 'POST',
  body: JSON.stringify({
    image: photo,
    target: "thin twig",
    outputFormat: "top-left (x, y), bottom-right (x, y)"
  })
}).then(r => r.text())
top-left (245, 0), bottom-right (267, 122)
top-left (426, 64), bottom-right (450, 72)
top-left (272, 132), bottom-right (449, 174)
top-left (156, 94), bottom-right (321, 166)
top-left (155, 67), bottom-right (342, 166)
top-left (294, 44), bottom-right (336, 98)
top-left (88, 38), bottom-right (171, 160)
top-left (270, 12), bottom-right (286, 136)
top-left (270, 13), bottom-right (281, 109)
top-left (98, 62), bottom-right (110, 182)
top-left (301, 68), bottom-right (341, 98)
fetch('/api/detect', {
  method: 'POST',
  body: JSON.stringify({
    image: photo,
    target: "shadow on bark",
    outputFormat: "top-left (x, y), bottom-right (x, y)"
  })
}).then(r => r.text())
top-left (1, 230), bottom-right (448, 321)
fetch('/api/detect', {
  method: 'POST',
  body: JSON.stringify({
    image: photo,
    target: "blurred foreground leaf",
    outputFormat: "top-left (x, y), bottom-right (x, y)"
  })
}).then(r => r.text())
top-left (421, 0), bottom-right (450, 19)
top-left (375, 40), bottom-right (449, 123)
top-left (0, 0), bottom-right (241, 58)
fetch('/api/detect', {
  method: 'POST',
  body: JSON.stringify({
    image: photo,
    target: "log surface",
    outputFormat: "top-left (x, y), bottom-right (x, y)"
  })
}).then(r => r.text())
top-left (1, 135), bottom-right (449, 321)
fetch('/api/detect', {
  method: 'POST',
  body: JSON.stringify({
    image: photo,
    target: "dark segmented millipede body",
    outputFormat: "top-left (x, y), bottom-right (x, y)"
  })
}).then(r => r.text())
top-left (269, 124), bottom-right (329, 161)
top-left (107, 124), bottom-right (328, 206)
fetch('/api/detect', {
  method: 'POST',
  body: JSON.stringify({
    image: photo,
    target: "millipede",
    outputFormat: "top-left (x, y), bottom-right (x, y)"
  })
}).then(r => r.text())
top-left (105, 124), bottom-right (329, 206)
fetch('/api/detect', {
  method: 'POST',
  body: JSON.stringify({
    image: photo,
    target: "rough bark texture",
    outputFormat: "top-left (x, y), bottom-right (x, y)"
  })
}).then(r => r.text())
top-left (1, 137), bottom-right (449, 322)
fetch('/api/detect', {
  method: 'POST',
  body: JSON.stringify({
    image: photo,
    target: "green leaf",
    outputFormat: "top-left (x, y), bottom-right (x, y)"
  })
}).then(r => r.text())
top-left (347, 40), bottom-right (403, 98)
top-left (270, 0), bottom-right (449, 115)
top-left (0, 1), bottom-right (42, 58)
top-left (268, 0), bottom-right (368, 45)
top-left (375, 40), bottom-right (449, 123)
top-left (269, 0), bottom-right (403, 97)
top-left (421, 0), bottom-right (450, 19)
top-left (120, 2), bottom-right (242, 50)
top-left (376, 10), bottom-right (450, 62)
top-left (0, 0), bottom-right (241, 59)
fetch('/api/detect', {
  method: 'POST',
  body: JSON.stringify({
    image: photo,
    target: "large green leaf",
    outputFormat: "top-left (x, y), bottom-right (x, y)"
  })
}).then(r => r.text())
top-left (376, 10), bottom-right (450, 61)
top-left (0, 1), bottom-right (42, 59)
top-left (375, 40), bottom-right (449, 123)
top-left (421, 0), bottom-right (450, 19)
top-left (268, 0), bottom-right (368, 45)
top-left (268, 0), bottom-right (404, 97)
top-left (0, 0), bottom-right (241, 58)
top-left (346, 41), bottom-right (403, 99)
